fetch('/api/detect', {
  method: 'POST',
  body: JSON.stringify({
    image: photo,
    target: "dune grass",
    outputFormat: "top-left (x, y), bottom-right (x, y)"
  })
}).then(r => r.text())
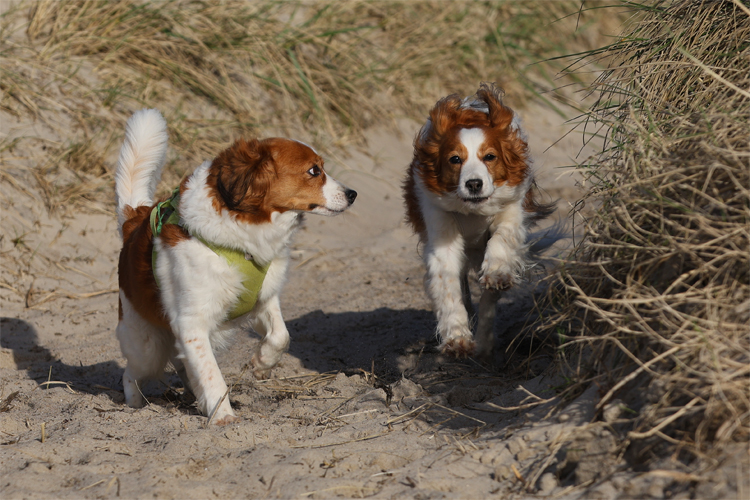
top-left (0, 0), bottom-right (615, 212)
top-left (541, 0), bottom-right (749, 462)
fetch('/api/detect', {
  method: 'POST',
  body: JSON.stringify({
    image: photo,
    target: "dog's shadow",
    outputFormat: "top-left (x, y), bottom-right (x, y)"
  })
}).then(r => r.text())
top-left (0, 308), bottom-right (438, 404)
top-left (1, 297), bottom-right (545, 406)
top-left (0, 317), bottom-right (127, 401)
top-left (283, 307), bottom-right (436, 379)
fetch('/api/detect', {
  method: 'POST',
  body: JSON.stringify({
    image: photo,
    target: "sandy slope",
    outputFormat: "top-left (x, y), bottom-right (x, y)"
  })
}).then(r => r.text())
top-left (1, 103), bottom-right (745, 500)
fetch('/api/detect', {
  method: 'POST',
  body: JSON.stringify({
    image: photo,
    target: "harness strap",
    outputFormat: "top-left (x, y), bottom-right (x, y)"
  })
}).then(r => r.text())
top-left (149, 188), bottom-right (269, 320)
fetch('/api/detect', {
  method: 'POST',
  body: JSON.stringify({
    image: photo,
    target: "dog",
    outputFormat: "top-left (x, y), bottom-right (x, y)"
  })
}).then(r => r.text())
top-left (115, 109), bottom-right (356, 425)
top-left (403, 83), bottom-right (555, 358)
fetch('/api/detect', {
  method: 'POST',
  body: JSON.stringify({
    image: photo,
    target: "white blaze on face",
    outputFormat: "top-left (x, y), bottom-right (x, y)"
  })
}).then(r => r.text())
top-left (312, 175), bottom-right (351, 215)
top-left (456, 128), bottom-right (494, 200)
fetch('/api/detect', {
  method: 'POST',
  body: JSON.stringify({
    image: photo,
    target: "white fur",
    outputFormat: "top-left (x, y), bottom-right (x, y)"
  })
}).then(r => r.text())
top-left (179, 162), bottom-right (302, 266)
top-left (114, 109), bottom-right (168, 234)
top-left (116, 292), bottom-right (175, 408)
top-left (456, 128), bottom-right (494, 201)
top-left (312, 176), bottom-right (352, 215)
top-left (115, 110), bottom-right (353, 424)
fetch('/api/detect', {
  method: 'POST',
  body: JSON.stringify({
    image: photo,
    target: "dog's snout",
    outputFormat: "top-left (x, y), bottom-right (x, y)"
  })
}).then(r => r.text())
top-left (345, 189), bottom-right (357, 204)
top-left (465, 179), bottom-right (483, 195)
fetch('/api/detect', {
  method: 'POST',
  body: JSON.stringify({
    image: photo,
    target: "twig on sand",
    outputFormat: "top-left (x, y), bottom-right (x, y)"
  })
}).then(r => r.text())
top-left (511, 463), bottom-right (526, 486)
top-left (79, 478), bottom-right (107, 492)
top-left (291, 429), bottom-right (392, 449)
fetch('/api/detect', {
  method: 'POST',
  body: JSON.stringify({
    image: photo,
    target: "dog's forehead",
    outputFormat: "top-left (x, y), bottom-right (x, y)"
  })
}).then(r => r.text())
top-left (457, 127), bottom-right (487, 153)
top-left (267, 138), bottom-right (322, 166)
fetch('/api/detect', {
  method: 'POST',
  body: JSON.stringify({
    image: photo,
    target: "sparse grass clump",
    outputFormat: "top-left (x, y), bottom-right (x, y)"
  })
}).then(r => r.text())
top-left (545, 0), bottom-right (749, 460)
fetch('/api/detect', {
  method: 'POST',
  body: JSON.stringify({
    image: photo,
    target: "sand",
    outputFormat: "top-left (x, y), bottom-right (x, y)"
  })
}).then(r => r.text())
top-left (1, 100), bottom-right (746, 500)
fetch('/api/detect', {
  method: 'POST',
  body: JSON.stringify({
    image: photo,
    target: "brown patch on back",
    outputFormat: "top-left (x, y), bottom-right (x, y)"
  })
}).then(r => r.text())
top-left (205, 138), bottom-right (327, 224)
top-left (119, 204), bottom-right (171, 331)
top-left (160, 223), bottom-right (190, 247)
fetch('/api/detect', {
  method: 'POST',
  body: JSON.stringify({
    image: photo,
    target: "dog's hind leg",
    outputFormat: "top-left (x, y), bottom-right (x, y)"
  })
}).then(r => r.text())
top-left (474, 288), bottom-right (501, 360)
top-left (116, 293), bottom-right (172, 408)
top-left (460, 272), bottom-right (475, 329)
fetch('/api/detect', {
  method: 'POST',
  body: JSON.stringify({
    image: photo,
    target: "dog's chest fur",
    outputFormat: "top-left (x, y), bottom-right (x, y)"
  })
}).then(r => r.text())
top-left (452, 212), bottom-right (493, 250)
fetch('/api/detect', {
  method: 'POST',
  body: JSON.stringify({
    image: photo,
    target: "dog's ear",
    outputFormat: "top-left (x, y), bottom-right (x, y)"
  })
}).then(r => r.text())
top-left (212, 139), bottom-right (275, 214)
top-left (476, 82), bottom-right (514, 131)
top-left (477, 83), bottom-right (529, 181)
top-left (414, 93), bottom-right (462, 167)
top-left (425, 94), bottom-right (462, 140)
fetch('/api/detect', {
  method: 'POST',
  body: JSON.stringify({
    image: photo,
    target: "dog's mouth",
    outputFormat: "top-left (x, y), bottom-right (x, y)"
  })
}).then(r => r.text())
top-left (310, 205), bottom-right (348, 216)
top-left (460, 196), bottom-right (489, 204)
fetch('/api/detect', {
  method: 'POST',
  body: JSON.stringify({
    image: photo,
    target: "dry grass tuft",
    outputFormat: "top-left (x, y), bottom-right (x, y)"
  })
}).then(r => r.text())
top-left (542, 0), bottom-right (749, 458)
top-left (1, 0), bottom-right (613, 212)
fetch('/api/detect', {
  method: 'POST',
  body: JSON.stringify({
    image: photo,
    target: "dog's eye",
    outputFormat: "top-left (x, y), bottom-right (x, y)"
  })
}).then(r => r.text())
top-left (484, 153), bottom-right (497, 162)
top-left (307, 165), bottom-right (322, 177)
top-left (448, 155), bottom-right (462, 165)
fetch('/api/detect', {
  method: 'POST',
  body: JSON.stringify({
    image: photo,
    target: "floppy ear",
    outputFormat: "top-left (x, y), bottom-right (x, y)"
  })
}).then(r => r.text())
top-left (477, 83), bottom-right (530, 181)
top-left (213, 139), bottom-right (274, 213)
top-left (414, 93), bottom-right (462, 168)
top-left (425, 94), bottom-right (462, 140)
top-left (476, 82), bottom-right (515, 130)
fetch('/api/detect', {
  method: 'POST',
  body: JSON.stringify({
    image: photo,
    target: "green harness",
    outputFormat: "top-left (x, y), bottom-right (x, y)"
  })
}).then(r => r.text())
top-left (150, 188), bottom-right (270, 320)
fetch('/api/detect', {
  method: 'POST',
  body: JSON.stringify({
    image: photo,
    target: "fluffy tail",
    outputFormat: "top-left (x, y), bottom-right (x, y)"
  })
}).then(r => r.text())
top-left (115, 109), bottom-right (168, 235)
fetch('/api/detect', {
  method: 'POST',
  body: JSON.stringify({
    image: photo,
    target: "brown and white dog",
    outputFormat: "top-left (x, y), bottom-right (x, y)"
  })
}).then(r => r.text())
top-left (403, 83), bottom-right (554, 358)
top-left (115, 109), bottom-right (356, 424)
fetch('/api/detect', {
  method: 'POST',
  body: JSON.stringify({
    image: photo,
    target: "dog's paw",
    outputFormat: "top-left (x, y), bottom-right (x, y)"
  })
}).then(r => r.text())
top-left (252, 366), bottom-right (272, 380)
top-left (440, 336), bottom-right (476, 358)
top-left (479, 258), bottom-right (517, 291)
top-left (480, 253), bottom-right (524, 291)
top-left (251, 353), bottom-right (273, 380)
top-left (213, 414), bottom-right (241, 426)
top-left (478, 271), bottom-right (515, 291)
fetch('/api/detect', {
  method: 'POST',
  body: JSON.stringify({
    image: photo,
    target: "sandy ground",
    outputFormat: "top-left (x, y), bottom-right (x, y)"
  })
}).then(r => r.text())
top-left (1, 97), bottom-right (746, 500)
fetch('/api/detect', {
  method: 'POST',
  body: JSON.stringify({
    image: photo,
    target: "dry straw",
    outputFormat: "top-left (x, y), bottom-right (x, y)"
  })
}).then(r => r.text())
top-left (1, 0), bottom-right (609, 212)
top-left (541, 0), bottom-right (749, 455)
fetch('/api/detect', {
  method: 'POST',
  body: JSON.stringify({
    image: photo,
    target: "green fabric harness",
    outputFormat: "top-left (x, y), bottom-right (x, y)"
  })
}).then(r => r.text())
top-left (149, 188), bottom-right (270, 320)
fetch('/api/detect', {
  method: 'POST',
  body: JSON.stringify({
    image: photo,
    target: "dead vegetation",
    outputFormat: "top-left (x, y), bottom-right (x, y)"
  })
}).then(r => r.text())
top-left (0, 0), bottom-right (611, 212)
top-left (541, 0), bottom-right (749, 466)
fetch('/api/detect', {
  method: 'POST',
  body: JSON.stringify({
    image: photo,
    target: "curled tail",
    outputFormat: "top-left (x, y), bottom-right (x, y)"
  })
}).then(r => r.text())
top-left (115, 109), bottom-right (168, 235)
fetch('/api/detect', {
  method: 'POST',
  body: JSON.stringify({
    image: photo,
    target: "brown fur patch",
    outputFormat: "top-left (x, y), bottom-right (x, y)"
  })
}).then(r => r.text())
top-left (119, 204), bottom-right (171, 331)
top-left (206, 138), bottom-right (328, 224)
top-left (403, 165), bottom-right (426, 239)
top-left (160, 223), bottom-right (190, 247)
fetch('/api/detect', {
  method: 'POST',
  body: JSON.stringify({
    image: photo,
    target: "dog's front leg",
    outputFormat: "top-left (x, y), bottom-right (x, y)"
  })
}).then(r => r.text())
top-left (249, 295), bottom-right (289, 380)
top-left (475, 203), bottom-right (528, 357)
top-left (423, 218), bottom-right (474, 356)
top-left (176, 325), bottom-right (238, 425)
top-left (479, 202), bottom-right (528, 291)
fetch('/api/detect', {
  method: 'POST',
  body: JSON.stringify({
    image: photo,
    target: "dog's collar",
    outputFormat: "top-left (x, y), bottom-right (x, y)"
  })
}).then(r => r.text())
top-left (150, 188), bottom-right (269, 320)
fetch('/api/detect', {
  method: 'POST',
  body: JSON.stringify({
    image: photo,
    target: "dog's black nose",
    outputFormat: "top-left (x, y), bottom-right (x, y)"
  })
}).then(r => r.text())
top-left (465, 179), bottom-right (483, 195)
top-left (345, 189), bottom-right (357, 204)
